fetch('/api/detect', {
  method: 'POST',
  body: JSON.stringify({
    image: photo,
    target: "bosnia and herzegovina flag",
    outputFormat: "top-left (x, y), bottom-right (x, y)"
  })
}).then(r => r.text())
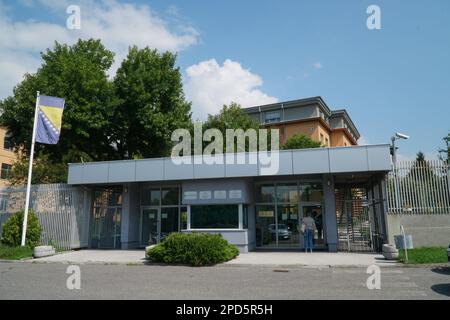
top-left (36, 95), bottom-right (65, 145)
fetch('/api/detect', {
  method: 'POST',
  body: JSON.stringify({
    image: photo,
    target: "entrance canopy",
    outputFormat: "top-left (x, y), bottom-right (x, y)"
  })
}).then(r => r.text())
top-left (67, 144), bottom-right (391, 185)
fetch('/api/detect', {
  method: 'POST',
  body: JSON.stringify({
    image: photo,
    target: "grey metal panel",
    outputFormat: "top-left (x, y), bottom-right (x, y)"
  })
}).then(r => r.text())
top-left (292, 148), bottom-right (330, 174)
top-left (258, 150), bottom-right (293, 176)
top-left (225, 152), bottom-right (258, 177)
top-left (67, 165), bottom-right (84, 184)
top-left (82, 163), bottom-right (109, 184)
top-left (108, 160), bottom-right (136, 183)
top-left (193, 155), bottom-right (226, 179)
top-left (367, 145), bottom-right (391, 171)
top-left (67, 144), bottom-right (392, 184)
top-left (164, 157), bottom-right (194, 180)
top-left (135, 159), bottom-right (164, 181)
top-left (329, 147), bottom-right (369, 173)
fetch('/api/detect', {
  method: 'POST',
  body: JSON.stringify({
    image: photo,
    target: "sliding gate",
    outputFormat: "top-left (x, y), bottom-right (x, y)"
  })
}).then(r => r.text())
top-left (335, 185), bottom-right (385, 252)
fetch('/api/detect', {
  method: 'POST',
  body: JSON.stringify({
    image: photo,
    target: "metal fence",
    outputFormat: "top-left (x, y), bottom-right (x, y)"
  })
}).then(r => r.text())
top-left (387, 160), bottom-right (450, 214)
top-left (0, 184), bottom-right (90, 250)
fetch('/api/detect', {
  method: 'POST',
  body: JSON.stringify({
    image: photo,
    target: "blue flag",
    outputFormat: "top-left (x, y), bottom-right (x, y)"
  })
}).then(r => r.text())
top-left (36, 95), bottom-right (65, 144)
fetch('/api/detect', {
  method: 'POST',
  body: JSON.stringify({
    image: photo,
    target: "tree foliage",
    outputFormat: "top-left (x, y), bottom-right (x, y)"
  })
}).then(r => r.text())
top-left (282, 134), bottom-right (321, 150)
top-left (0, 40), bottom-right (193, 183)
top-left (0, 39), bottom-right (115, 164)
top-left (112, 47), bottom-right (192, 159)
top-left (438, 133), bottom-right (449, 163)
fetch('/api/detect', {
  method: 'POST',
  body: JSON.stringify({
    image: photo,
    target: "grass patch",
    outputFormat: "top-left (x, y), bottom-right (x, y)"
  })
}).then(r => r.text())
top-left (0, 245), bottom-right (33, 260)
top-left (398, 247), bottom-right (448, 264)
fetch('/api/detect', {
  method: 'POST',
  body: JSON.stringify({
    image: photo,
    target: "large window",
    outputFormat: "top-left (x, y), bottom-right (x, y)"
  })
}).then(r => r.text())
top-left (191, 205), bottom-right (239, 229)
top-left (264, 111), bottom-right (280, 123)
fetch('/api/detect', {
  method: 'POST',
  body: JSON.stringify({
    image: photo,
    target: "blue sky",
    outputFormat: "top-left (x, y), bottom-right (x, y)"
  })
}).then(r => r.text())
top-left (1, 0), bottom-right (449, 159)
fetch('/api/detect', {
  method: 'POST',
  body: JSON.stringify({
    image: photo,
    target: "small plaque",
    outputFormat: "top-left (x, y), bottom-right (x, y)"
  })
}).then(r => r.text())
top-left (184, 191), bottom-right (197, 200)
top-left (258, 210), bottom-right (274, 217)
top-left (214, 190), bottom-right (227, 199)
top-left (161, 213), bottom-right (168, 219)
top-left (229, 190), bottom-right (242, 199)
top-left (199, 191), bottom-right (212, 200)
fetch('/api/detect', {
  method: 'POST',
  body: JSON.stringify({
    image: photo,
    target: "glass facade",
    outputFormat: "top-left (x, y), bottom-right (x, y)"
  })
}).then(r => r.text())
top-left (191, 205), bottom-right (239, 229)
top-left (140, 185), bottom-right (182, 246)
top-left (90, 187), bottom-right (123, 249)
top-left (255, 181), bottom-right (324, 249)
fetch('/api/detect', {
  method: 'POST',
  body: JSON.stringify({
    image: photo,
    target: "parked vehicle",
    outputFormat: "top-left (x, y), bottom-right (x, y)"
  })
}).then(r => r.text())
top-left (268, 224), bottom-right (292, 240)
top-left (447, 244), bottom-right (450, 264)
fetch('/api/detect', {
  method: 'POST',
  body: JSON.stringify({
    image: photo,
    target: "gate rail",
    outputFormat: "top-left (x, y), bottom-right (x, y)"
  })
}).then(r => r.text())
top-left (0, 184), bottom-right (89, 250)
top-left (387, 160), bottom-right (450, 214)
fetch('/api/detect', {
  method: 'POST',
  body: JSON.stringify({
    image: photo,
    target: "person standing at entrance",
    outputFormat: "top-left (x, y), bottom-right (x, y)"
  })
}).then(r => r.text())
top-left (302, 212), bottom-right (316, 253)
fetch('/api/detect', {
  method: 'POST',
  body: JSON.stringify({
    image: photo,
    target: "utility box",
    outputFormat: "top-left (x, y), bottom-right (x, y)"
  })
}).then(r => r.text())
top-left (394, 235), bottom-right (414, 249)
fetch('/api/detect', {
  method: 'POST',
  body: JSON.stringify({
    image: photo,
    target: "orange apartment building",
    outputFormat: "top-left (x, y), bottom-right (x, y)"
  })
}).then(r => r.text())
top-left (0, 126), bottom-right (16, 187)
top-left (244, 96), bottom-right (360, 147)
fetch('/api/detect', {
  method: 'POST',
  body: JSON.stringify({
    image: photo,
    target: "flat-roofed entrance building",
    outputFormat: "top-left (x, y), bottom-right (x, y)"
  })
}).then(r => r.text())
top-left (67, 144), bottom-right (392, 253)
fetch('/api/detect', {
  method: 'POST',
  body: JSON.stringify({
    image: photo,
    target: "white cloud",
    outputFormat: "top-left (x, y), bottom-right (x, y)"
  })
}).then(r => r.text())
top-left (185, 59), bottom-right (278, 120)
top-left (313, 62), bottom-right (322, 69)
top-left (0, 0), bottom-right (199, 99)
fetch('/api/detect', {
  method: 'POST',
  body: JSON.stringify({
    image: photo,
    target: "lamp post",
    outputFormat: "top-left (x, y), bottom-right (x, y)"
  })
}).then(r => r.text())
top-left (390, 132), bottom-right (410, 213)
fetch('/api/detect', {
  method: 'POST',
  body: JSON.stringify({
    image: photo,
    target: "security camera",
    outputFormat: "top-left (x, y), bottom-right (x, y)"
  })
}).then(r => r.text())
top-left (395, 132), bottom-right (410, 140)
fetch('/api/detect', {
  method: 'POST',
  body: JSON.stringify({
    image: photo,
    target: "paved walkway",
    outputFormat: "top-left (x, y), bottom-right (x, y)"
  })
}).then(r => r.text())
top-left (33, 250), bottom-right (146, 264)
top-left (32, 249), bottom-right (398, 267)
top-left (225, 251), bottom-right (399, 267)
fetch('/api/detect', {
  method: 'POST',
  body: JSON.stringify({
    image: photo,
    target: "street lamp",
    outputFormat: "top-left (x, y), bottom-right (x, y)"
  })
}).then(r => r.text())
top-left (390, 132), bottom-right (410, 213)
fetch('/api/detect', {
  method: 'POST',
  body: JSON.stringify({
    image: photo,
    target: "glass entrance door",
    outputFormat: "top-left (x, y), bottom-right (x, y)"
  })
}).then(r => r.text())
top-left (141, 207), bottom-right (179, 246)
top-left (277, 205), bottom-right (300, 248)
top-left (160, 207), bottom-right (179, 242)
top-left (141, 208), bottom-right (159, 245)
top-left (255, 205), bottom-right (277, 247)
top-left (90, 188), bottom-right (122, 249)
top-left (300, 204), bottom-right (325, 249)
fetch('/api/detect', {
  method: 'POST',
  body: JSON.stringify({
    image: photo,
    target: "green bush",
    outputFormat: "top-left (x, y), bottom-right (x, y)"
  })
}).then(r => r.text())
top-left (1, 210), bottom-right (42, 248)
top-left (147, 233), bottom-right (240, 266)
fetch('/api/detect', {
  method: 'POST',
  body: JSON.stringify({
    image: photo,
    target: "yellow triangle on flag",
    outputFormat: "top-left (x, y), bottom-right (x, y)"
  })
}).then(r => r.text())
top-left (39, 106), bottom-right (64, 131)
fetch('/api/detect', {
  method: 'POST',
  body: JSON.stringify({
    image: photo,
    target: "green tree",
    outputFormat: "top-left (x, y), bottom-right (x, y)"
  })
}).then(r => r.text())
top-left (0, 39), bottom-right (115, 162)
top-left (202, 102), bottom-right (267, 152)
top-left (112, 46), bottom-right (192, 159)
top-left (282, 134), bottom-right (321, 150)
top-left (438, 133), bottom-right (449, 163)
top-left (8, 153), bottom-right (68, 185)
top-left (0, 39), bottom-right (116, 183)
top-left (203, 102), bottom-right (260, 133)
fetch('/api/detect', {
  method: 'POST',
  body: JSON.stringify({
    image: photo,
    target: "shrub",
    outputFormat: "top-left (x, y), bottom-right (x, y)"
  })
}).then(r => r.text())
top-left (1, 210), bottom-right (42, 248)
top-left (147, 232), bottom-right (240, 266)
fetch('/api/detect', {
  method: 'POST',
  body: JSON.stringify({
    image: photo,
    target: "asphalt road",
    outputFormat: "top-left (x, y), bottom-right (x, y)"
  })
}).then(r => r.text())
top-left (0, 262), bottom-right (449, 300)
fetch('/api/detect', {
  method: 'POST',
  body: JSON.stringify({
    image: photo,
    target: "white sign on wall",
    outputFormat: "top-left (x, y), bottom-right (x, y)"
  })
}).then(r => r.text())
top-left (214, 190), bottom-right (227, 200)
top-left (229, 190), bottom-right (242, 199)
top-left (184, 191), bottom-right (197, 200)
top-left (199, 191), bottom-right (212, 200)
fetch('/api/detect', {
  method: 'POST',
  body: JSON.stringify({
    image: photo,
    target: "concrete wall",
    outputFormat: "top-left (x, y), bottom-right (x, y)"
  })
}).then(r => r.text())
top-left (387, 214), bottom-right (450, 248)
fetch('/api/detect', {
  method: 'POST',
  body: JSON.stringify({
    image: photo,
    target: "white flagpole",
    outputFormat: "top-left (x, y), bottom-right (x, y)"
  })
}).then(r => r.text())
top-left (21, 91), bottom-right (40, 246)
